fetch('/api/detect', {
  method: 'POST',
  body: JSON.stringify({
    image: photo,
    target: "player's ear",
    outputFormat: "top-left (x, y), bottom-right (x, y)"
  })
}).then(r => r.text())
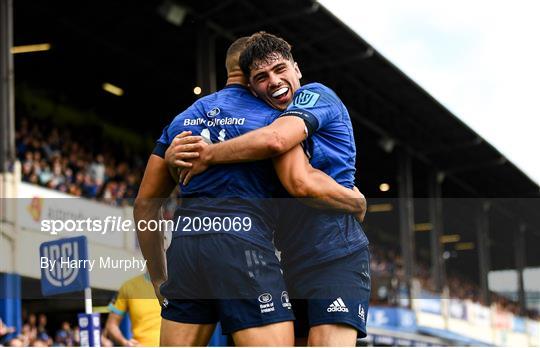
top-left (294, 62), bottom-right (302, 79)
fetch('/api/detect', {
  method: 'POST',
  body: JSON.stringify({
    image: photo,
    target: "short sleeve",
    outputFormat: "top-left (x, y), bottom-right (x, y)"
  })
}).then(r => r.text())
top-left (278, 86), bottom-right (337, 137)
top-left (152, 125), bottom-right (170, 158)
top-left (108, 284), bottom-right (128, 316)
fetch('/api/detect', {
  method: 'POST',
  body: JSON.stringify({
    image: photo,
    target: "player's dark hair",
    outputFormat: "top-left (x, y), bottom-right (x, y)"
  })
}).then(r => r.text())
top-left (225, 37), bottom-right (250, 73)
top-left (239, 31), bottom-right (293, 77)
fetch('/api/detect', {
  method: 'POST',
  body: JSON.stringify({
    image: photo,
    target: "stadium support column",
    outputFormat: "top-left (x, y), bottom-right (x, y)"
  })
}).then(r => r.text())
top-left (476, 201), bottom-right (491, 305)
top-left (0, 0), bottom-right (15, 173)
top-left (428, 170), bottom-right (445, 292)
top-left (196, 23), bottom-right (216, 96)
top-left (398, 148), bottom-right (415, 306)
top-left (515, 223), bottom-right (526, 315)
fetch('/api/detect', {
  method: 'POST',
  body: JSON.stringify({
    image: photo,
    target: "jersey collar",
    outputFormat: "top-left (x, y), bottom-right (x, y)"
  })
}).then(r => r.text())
top-left (224, 83), bottom-right (248, 91)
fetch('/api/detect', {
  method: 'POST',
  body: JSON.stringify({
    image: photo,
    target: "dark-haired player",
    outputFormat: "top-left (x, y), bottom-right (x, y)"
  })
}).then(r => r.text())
top-left (135, 37), bottom-right (366, 346)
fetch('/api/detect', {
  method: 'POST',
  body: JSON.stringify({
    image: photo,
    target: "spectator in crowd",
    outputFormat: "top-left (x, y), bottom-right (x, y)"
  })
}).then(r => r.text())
top-left (54, 322), bottom-right (74, 347)
top-left (0, 319), bottom-right (16, 346)
top-left (26, 314), bottom-right (38, 343)
top-left (4, 337), bottom-right (24, 347)
top-left (72, 326), bottom-right (80, 347)
top-left (19, 324), bottom-right (33, 346)
top-left (32, 333), bottom-right (50, 347)
top-left (90, 154), bottom-right (106, 184)
top-left (35, 315), bottom-right (51, 346)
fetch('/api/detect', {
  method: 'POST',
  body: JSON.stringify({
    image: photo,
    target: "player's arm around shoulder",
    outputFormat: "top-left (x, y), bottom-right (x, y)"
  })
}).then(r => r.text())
top-left (201, 115), bottom-right (307, 164)
top-left (272, 145), bottom-right (366, 221)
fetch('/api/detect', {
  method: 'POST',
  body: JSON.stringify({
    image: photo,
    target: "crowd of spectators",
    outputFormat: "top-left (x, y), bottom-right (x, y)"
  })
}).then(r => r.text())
top-left (0, 313), bottom-right (79, 347)
top-left (0, 311), bottom-right (121, 347)
top-left (369, 243), bottom-right (402, 306)
top-left (369, 242), bottom-right (539, 319)
top-left (16, 118), bottom-right (143, 206)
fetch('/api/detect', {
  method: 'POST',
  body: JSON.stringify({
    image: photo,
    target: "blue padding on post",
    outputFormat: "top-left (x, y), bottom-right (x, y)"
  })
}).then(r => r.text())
top-left (0, 273), bottom-right (22, 336)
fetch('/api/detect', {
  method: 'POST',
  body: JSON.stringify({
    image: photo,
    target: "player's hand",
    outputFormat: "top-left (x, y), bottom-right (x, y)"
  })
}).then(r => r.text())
top-left (179, 144), bottom-right (210, 186)
top-left (123, 338), bottom-right (140, 347)
top-left (165, 131), bottom-right (205, 168)
top-left (353, 186), bottom-right (367, 222)
top-left (101, 333), bottom-right (113, 347)
top-left (152, 280), bottom-right (167, 309)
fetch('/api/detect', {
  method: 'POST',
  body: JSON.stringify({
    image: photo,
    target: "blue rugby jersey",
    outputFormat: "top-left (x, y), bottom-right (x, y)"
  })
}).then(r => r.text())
top-left (275, 83), bottom-right (369, 269)
top-left (154, 84), bottom-right (281, 250)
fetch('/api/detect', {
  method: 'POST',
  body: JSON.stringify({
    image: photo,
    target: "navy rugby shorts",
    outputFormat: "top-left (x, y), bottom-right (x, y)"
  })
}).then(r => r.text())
top-left (160, 234), bottom-right (294, 334)
top-left (284, 246), bottom-right (371, 338)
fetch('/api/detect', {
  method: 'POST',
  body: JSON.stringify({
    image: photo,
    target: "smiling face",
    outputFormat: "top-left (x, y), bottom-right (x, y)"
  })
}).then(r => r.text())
top-left (248, 53), bottom-right (302, 111)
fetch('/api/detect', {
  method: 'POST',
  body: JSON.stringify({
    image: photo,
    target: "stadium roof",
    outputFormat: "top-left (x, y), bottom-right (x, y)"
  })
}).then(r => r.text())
top-left (13, 0), bottom-right (540, 271)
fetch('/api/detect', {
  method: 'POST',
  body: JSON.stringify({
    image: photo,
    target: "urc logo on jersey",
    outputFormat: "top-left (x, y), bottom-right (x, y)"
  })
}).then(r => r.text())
top-left (292, 90), bottom-right (320, 108)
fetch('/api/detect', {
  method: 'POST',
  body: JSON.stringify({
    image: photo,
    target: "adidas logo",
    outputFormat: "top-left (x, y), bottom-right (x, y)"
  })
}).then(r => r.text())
top-left (327, 297), bottom-right (349, 313)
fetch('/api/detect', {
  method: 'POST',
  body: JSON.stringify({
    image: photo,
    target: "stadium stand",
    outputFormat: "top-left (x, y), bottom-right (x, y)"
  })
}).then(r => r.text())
top-left (2, 0), bottom-right (540, 346)
top-left (15, 117), bottom-right (142, 205)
